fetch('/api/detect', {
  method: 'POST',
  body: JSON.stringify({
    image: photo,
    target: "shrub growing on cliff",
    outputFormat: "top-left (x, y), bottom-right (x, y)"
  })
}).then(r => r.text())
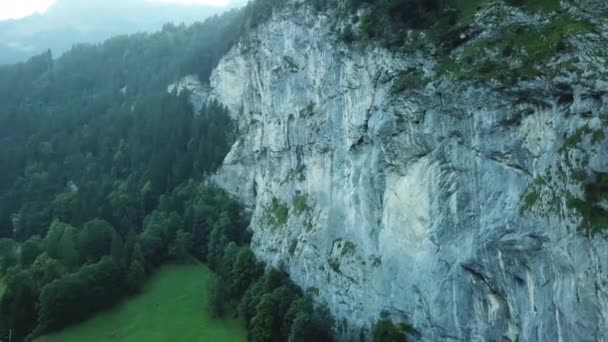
top-left (372, 311), bottom-right (418, 342)
top-left (265, 197), bottom-right (290, 229)
top-left (567, 172), bottom-right (608, 233)
top-left (355, 0), bottom-right (451, 44)
top-left (504, 0), bottom-right (559, 12)
top-left (340, 25), bottom-right (356, 43)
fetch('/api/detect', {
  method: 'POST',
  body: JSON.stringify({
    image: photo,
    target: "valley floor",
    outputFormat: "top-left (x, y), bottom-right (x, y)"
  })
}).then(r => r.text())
top-left (35, 263), bottom-right (246, 342)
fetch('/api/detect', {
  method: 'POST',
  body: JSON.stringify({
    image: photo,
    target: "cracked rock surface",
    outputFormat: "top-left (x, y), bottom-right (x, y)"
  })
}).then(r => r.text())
top-left (206, 1), bottom-right (608, 340)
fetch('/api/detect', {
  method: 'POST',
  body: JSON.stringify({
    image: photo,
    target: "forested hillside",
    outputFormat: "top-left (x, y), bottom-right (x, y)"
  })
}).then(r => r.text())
top-left (0, 1), bottom-right (337, 341)
top-left (0, 10), bottom-right (244, 241)
top-left (0, 7), bottom-right (243, 340)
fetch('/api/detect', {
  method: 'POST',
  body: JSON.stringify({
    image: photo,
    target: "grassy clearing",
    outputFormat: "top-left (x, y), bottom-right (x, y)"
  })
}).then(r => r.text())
top-left (36, 264), bottom-right (246, 342)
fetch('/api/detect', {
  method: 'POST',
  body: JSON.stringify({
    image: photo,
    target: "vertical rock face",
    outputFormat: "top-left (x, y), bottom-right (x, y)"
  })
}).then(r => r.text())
top-left (209, 1), bottom-right (608, 340)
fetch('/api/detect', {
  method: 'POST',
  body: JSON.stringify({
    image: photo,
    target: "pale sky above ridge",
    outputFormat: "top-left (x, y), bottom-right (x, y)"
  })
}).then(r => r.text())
top-left (0, 0), bottom-right (230, 20)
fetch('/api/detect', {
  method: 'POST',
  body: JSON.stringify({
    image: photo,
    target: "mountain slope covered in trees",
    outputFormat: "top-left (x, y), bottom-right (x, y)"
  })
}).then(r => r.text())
top-left (0, 1), bottom-right (342, 341)
top-left (0, 10), bottom-right (243, 330)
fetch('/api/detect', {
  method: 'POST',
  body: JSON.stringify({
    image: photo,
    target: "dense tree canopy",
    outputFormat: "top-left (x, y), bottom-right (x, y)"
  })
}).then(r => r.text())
top-left (0, 8), bottom-right (250, 242)
top-left (0, 5), bottom-right (251, 340)
top-left (0, 1), bottom-right (344, 341)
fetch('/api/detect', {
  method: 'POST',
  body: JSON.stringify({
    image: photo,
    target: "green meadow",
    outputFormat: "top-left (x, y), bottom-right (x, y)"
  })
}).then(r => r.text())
top-left (36, 264), bottom-right (246, 342)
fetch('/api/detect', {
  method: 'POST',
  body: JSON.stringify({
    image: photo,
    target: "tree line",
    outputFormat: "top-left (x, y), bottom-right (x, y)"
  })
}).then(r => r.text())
top-left (1, 180), bottom-right (338, 342)
top-left (0, 4), bottom-right (246, 341)
top-left (0, 184), bottom-right (245, 341)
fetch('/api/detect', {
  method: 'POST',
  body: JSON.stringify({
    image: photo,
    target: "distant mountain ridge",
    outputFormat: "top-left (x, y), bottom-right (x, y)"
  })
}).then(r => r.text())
top-left (0, 0), bottom-right (247, 65)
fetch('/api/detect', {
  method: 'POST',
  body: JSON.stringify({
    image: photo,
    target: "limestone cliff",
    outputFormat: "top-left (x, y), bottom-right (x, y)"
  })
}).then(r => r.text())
top-left (207, 0), bottom-right (608, 340)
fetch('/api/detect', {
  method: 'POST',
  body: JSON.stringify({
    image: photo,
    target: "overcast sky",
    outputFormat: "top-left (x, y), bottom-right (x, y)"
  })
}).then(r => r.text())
top-left (0, 0), bottom-right (230, 21)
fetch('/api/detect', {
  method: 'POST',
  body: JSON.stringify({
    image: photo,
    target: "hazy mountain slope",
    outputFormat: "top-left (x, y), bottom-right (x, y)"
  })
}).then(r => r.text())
top-left (0, 0), bottom-right (247, 65)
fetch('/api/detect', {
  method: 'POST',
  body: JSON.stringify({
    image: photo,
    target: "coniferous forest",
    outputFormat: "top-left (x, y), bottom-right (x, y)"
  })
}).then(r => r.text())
top-left (0, 1), bottom-right (336, 341)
